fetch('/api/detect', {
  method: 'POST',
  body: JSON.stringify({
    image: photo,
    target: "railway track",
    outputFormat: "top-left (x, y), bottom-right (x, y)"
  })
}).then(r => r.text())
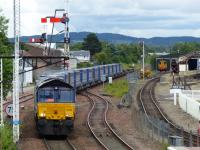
top-left (139, 77), bottom-right (200, 146)
top-left (43, 138), bottom-right (76, 150)
top-left (84, 91), bottom-right (134, 150)
top-left (3, 93), bottom-right (34, 106)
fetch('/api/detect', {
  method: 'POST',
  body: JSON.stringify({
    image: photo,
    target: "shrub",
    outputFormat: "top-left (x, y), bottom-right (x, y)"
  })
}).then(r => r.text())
top-left (0, 124), bottom-right (16, 150)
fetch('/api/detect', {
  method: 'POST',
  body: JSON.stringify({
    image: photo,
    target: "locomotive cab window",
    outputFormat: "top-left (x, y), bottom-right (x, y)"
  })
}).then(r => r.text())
top-left (37, 87), bottom-right (75, 103)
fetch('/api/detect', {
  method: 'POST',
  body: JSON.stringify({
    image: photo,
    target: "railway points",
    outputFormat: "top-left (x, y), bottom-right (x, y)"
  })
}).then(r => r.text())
top-left (84, 91), bottom-right (134, 150)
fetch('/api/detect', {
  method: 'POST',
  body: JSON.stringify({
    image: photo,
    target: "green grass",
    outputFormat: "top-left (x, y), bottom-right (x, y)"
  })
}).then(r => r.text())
top-left (77, 62), bottom-right (93, 68)
top-left (104, 79), bottom-right (129, 98)
top-left (122, 63), bottom-right (134, 70)
top-left (0, 124), bottom-right (16, 150)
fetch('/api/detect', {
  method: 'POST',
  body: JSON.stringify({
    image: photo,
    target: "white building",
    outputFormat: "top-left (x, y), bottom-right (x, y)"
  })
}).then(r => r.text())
top-left (178, 51), bottom-right (200, 72)
top-left (69, 50), bottom-right (90, 63)
top-left (148, 52), bottom-right (169, 56)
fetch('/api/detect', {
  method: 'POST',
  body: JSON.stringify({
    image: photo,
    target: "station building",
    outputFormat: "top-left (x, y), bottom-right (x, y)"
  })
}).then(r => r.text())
top-left (156, 51), bottom-right (200, 72)
top-left (179, 51), bottom-right (200, 72)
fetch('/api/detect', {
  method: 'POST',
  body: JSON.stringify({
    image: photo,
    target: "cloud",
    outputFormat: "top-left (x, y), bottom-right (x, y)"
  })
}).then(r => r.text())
top-left (117, 28), bottom-right (200, 38)
top-left (1, 0), bottom-right (200, 38)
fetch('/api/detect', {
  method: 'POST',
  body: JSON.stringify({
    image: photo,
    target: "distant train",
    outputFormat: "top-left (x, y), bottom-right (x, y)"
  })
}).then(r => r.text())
top-left (34, 64), bottom-right (123, 136)
top-left (158, 59), bottom-right (168, 72)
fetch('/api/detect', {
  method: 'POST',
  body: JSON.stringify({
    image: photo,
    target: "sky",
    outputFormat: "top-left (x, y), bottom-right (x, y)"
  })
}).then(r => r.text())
top-left (1, 0), bottom-right (200, 38)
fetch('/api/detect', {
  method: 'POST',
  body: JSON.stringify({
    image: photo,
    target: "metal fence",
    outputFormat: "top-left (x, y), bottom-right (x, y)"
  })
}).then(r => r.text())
top-left (123, 73), bottom-right (178, 145)
top-left (133, 109), bottom-right (171, 143)
top-left (133, 108), bottom-right (200, 147)
top-left (120, 72), bottom-right (138, 107)
top-left (123, 73), bottom-right (200, 146)
top-left (124, 73), bottom-right (170, 143)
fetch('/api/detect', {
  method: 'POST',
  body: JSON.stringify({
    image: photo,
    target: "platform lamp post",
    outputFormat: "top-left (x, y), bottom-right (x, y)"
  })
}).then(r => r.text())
top-left (142, 41), bottom-right (145, 80)
top-left (170, 47), bottom-right (172, 72)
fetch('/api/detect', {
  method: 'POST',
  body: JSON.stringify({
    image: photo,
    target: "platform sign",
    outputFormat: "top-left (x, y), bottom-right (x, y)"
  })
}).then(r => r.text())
top-left (101, 74), bottom-right (106, 82)
top-left (5, 104), bottom-right (13, 117)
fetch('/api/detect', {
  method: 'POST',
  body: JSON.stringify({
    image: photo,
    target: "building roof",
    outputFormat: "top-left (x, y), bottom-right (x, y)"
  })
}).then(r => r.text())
top-left (69, 50), bottom-right (90, 57)
top-left (179, 51), bottom-right (200, 63)
top-left (24, 43), bottom-right (63, 56)
top-left (149, 52), bottom-right (170, 56)
top-left (19, 50), bottom-right (32, 56)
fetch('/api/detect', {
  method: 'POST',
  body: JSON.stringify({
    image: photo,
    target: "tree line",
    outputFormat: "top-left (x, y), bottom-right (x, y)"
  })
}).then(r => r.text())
top-left (71, 33), bottom-right (200, 69)
top-left (70, 33), bottom-right (146, 65)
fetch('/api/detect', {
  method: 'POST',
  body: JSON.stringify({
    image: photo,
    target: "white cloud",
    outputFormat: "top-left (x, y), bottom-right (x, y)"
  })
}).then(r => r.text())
top-left (1, 0), bottom-right (200, 38)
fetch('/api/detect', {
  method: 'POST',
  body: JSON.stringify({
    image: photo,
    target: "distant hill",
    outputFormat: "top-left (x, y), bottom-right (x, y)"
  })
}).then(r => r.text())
top-left (10, 32), bottom-right (200, 47)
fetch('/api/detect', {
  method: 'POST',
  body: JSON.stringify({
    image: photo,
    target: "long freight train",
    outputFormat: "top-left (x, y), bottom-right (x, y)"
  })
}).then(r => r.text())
top-left (34, 63), bottom-right (123, 136)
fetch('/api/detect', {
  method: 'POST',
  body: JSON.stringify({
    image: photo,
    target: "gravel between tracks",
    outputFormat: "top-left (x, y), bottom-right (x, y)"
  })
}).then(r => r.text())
top-left (155, 74), bottom-right (199, 133)
top-left (90, 83), bottom-right (163, 150)
top-left (68, 95), bottom-right (103, 150)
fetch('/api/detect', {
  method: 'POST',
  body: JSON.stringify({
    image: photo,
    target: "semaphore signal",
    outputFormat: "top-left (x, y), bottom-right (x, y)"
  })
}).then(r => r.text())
top-left (41, 15), bottom-right (69, 24)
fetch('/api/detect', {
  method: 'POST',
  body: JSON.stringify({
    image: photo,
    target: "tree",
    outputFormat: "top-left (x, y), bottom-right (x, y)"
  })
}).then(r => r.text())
top-left (70, 42), bottom-right (83, 51)
top-left (172, 42), bottom-right (200, 56)
top-left (0, 10), bottom-right (13, 98)
top-left (94, 52), bottom-right (107, 64)
top-left (82, 33), bottom-right (102, 56)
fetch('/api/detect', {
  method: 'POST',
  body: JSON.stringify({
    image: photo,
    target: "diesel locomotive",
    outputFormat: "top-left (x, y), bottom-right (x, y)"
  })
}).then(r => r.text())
top-left (34, 78), bottom-right (75, 136)
top-left (158, 59), bottom-right (168, 72)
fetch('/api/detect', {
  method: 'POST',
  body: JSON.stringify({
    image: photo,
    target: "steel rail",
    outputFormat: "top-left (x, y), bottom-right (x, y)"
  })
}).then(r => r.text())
top-left (85, 93), bottom-right (109, 150)
top-left (86, 91), bottom-right (134, 150)
top-left (139, 77), bottom-right (200, 146)
top-left (66, 138), bottom-right (77, 150)
top-left (43, 138), bottom-right (76, 150)
top-left (3, 93), bottom-right (33, 106)
top-left (43, 138), bottom-right (51, 150)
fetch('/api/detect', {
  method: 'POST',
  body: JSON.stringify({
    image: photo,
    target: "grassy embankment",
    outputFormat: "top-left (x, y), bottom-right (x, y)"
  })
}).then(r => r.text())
top-left (0, 124), bottom-right (16, 150)
top-left (104, 79), bottom-right (129, 98)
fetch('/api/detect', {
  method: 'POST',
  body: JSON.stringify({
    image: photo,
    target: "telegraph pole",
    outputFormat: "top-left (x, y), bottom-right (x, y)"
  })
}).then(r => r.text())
top-left (13, 0), bottom-right (20, 143)
top-left (0, 59), bottom-right (3, 127)
top-left (142, 41), bottom-right (145, 80)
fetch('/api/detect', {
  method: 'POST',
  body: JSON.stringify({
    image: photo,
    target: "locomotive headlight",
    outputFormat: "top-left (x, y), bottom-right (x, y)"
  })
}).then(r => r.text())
top-left (40, 113), bottom-right (46, 118)
top-left (66, 114), bottom-right (72, 119)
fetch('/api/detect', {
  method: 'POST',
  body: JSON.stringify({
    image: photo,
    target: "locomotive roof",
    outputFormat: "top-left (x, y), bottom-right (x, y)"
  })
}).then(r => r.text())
top-left (37, 78), bottom-right (73, 89)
